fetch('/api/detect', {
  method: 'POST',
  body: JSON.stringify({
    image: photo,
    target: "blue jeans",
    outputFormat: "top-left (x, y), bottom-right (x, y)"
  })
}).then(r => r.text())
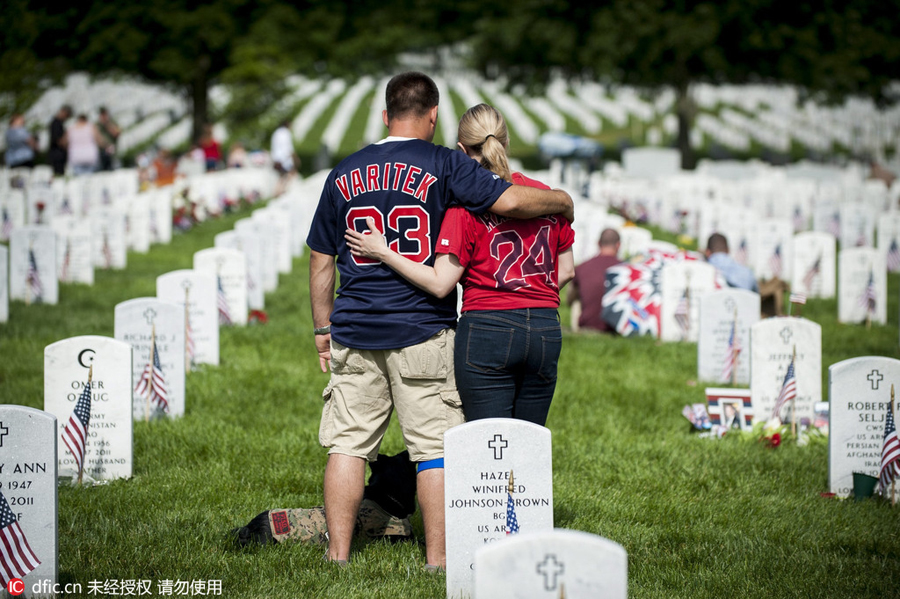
top-left (455, 308), bottom-right (562, 426)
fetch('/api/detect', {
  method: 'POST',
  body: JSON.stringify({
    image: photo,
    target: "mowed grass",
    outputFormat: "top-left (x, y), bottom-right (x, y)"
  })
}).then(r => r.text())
top-left (2, 202), bottom-right (900, 598)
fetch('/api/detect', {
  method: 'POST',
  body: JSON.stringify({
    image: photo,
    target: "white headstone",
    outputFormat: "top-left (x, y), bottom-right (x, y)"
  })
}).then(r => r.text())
top-left (148, 190), bottom-right (173, 245)
top-left (214, 230), bottom-right (264, 311)
top-left (754, 218), bottom-right (793, 281)
top-left (43, 336), bottom-right (133, 481)
top-left (0, 244), bottom-right (7, 323)
top-left (617, 226), bottom-right (652, 260)
top-left (251, 209), bottom-right (292, 275)
top-left (791, 231), bottom-right (836, 299)
top-left (750, 317), bottom-right (822, 424)
top-left (9, 226), bottom-right (58, 305)
top-left (26, 187), bottom-right (55, 227)
top-left (1, 189), bottom-right (27, 242)
top-left (659, 261), bottom-right (718, 342)
top-left (838, 247), bottom-right (886, 325)
top-left (235, 218), bottom-right (277, 292)
top-left (114, 298), bottom-right (186, 420)
top-left (91, 209), bottom-right (127, 270)
top-left (876, 213), bottom-right (900, 273)
top-left (839, 203), bottom-right (875, 249)
top-left (125, 196), bottom-right (151, 253)
top-left (52, 217), bottom-right (94, 285)
top-left (193, 247), bottom-right (248, 326)
top-left (828, 357), bottom-right (900, 501)
top-left (0, 405), bottom-right (57, 597)
top-left (697, 289), bottom-right (760, 385)
top-left (622, 147), bottom-right (681, 179)
top-left (474, 529), bottom-right (627, 599)
top-left (445, 419), bottom-right (554, 599)
top-left (156, 270), bottom-right (219, 367)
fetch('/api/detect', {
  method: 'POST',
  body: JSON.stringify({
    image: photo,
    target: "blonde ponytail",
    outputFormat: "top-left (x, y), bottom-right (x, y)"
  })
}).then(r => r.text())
top-left (458, 104), bottom-right (513, 183)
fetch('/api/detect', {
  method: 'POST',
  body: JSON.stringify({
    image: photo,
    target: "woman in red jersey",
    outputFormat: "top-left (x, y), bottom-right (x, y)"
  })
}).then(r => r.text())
top-left (346, 103), bottom-right (574, 426)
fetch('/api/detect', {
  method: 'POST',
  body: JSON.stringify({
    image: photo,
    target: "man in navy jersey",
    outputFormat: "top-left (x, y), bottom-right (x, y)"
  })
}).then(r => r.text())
top-left (307, 72), bottom-right (573, 568)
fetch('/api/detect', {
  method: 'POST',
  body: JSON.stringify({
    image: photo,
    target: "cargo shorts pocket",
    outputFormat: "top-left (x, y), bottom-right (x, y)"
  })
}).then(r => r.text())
top-left (318, 380), bottom-right (335, 447)
top-left (399, 333), bottom-right (449, 379)
top-left (330, 342), bottom-right (366, 374)
top-left (441, 389), bottom-right (465, 429)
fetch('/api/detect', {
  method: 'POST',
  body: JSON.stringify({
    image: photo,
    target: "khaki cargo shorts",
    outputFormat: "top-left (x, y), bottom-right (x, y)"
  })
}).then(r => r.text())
top-left (319, 328), bottom-right (463, 463)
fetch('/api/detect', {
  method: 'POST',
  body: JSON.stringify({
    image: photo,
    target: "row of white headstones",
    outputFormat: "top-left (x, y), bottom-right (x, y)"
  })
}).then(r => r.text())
top-left (0, 166), bottom-right (293, 596)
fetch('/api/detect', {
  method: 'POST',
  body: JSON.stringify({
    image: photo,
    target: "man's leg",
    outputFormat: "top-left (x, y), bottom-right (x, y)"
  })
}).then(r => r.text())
top-left (323, 453), bottom-right (365, 561)
top-left (416, 467), bottom-right (445, 567)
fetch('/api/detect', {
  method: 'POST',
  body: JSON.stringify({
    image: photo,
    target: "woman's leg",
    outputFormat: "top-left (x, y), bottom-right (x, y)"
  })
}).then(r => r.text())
top-left (455, 311), bottom-right (526, 421)
top-left (512, 309), bottom-right (562, 426)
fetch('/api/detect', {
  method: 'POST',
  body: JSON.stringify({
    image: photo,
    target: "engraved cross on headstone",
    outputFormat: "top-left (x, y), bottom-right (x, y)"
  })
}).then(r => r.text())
top-left (724, 297), bottom-right (736, 313)
top-left (0, 422), bottom-right (7, 447)
top-left (867, 369), bottom-right (884, 390)
top-left (536, 554), bottom-right (565, 591)
top-left (181, 279), bottom-right (192, 291)
top-left (143, 308), bottom-right (157, 326)
top-left (488, 434), bottom-right (508, 460)
top-left (780, 327), bottom-right (793, 345)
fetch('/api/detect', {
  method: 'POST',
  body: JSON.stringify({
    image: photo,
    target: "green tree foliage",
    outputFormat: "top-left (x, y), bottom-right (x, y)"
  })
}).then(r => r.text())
top-left (0, 0), bottom-right (64, 119)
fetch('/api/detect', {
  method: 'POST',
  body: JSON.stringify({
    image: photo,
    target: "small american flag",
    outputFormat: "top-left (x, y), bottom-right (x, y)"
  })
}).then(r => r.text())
top-left (734, 239), bottom-right (748, 266)
top-left (101, 233), bottom-right (113, 269)
top-left (217, 276), bottom-right (232, 326)
top-left (59, 197), bottom-right (73, 215)
top-left (858, 271), bottom-right (876, 314)
top-left (27, 248), bottom-right (43, 302)
top-left (185, 308), bottom-right (195, 368)
top-left (0, 489), bottom-right (41, 585)
top-left (879, 400), bottom-right (900, 496)
top-left (721, 319), bottom-right (741, 382)
top-left (674, 287), bottom-right (690, 335)
top-left (771, 357), bottom-right (797, 421)
top-left (802, 256), bottom-right (821, 294)
top-left (828, 211), bottom-right (840, 237)
top-left (134, 337), bottom-right (170, 414)
top-left (60, 240), bottom-right (72, 282)
top-left (506, 491), bottom-right (519, 535)
top-left (789, 292), bottom-right (807, 305)
top-left (62, 374), bottom-right (92, 475)
top-left (1, 208), bottom-right (13, 240)
top-left (887, 239), bottom-right (900, 273)
top-left (792, 206), bottom-right (804, 232)
top-left (769, 244), bottom-right (783, 279)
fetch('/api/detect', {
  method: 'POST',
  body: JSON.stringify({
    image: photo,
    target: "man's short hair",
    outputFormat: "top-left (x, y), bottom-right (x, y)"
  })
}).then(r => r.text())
top-left (707, 233), bottom-right (729, 254)
top-left (599, 228), bottom-right (621, 248)
top-left (385, 72), bottom-right (439, 121)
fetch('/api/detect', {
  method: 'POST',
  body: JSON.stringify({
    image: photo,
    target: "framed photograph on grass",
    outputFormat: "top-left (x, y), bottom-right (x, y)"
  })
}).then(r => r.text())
top-left (705, 388), bottom-right (753, 430)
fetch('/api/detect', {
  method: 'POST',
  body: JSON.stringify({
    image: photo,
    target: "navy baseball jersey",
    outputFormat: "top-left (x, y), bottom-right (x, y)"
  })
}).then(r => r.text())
top-left (307, 138), bottom-right (512, 350)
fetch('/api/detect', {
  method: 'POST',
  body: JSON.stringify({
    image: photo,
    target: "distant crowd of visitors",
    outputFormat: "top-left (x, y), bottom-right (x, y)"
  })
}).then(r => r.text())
top-left (5, 105), bottom-right (300, 189)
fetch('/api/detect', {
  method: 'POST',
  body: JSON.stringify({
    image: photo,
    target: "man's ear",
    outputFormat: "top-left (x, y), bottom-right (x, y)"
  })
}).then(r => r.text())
top-left (429, 105), bottom-right (438, 127)
top-left (382, 109), bottom-right (389, 128)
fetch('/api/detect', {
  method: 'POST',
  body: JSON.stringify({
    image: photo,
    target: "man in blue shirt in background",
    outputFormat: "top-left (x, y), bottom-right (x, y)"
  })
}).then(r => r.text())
top-left (705, 232), bottom-right (758, 292)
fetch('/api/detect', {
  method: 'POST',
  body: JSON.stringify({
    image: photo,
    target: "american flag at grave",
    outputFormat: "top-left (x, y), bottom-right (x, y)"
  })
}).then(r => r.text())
top-left (44, 335), bottom-right (134, 482)
top-left (114, 298), bottom-right (185, 420)
top-left (0, 405), bottom-right (58, 596)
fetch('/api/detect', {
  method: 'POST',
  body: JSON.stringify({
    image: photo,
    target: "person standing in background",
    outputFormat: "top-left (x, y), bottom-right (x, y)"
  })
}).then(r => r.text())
top-left (67, 114), bottom-right (101, 176)
top-left (48, 104), bottom-right (72, 176)
top-left (270, 119), bottom-right (297, 195)
top-left (96, 107), bottom-right (120, 171)
top-left (5, 114), bottom-right (37, 169)
top-left (199, 124), bottom-right (222, 171)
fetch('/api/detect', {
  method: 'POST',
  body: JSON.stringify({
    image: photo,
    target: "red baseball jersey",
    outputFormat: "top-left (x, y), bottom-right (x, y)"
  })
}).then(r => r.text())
top-left (436, 172), bottom-right (575, 311)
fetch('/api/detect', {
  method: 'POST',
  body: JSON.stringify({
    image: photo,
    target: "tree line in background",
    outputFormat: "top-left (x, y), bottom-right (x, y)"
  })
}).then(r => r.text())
top-left (2, 0), bottom-right (898, 166)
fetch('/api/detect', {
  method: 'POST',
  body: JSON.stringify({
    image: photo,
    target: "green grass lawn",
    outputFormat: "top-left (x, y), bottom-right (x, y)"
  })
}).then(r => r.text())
top-left (2, 204), bottom-right (899, 598)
